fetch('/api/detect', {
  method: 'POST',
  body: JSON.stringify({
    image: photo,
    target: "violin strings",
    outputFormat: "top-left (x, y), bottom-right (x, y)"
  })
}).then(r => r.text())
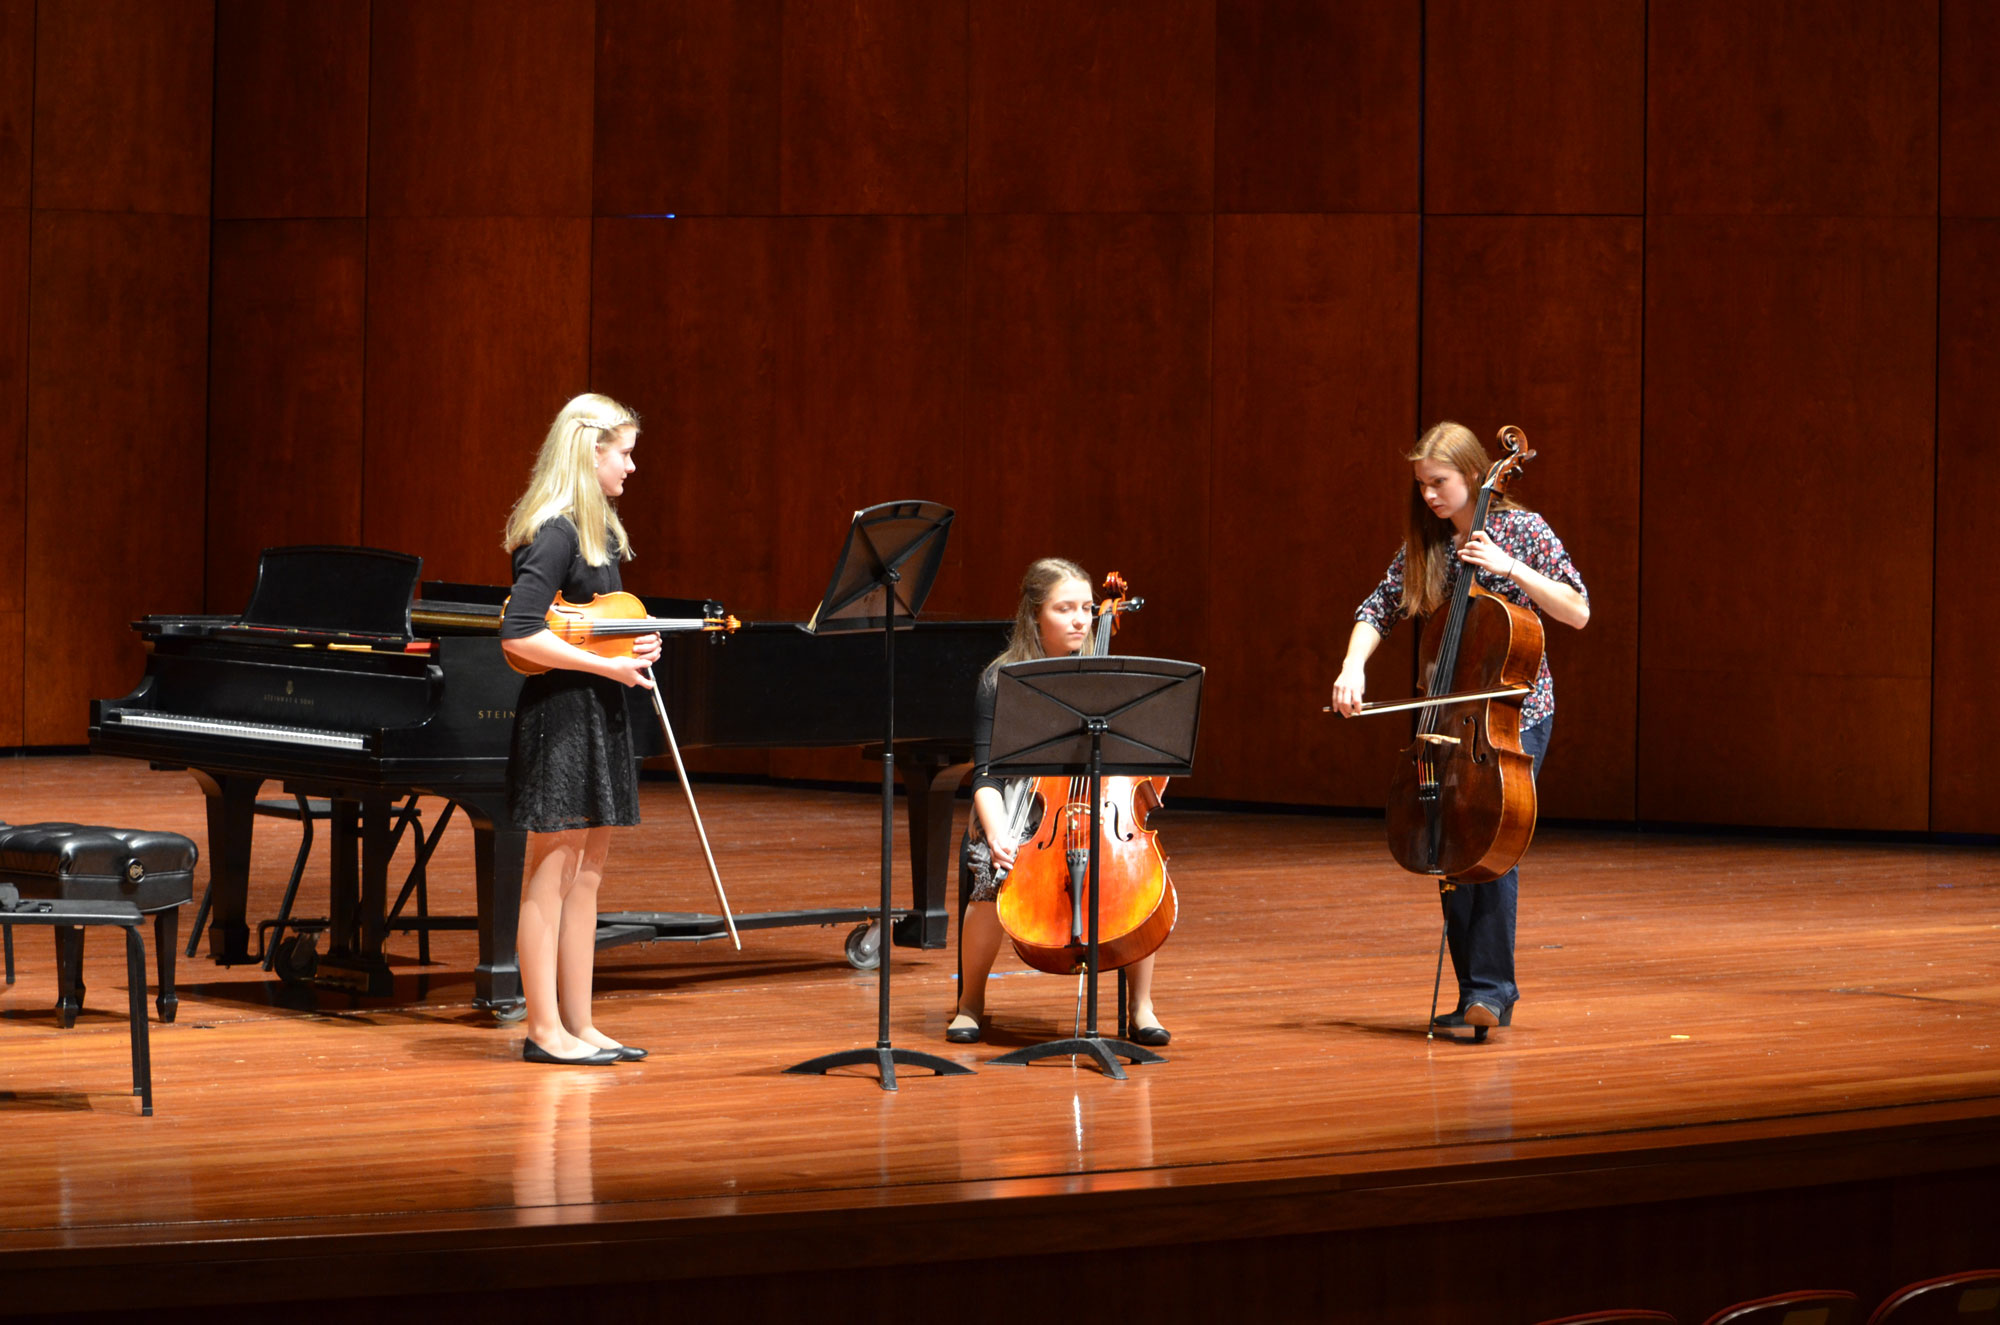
top-left (572, 619), bottom-right (711, 637)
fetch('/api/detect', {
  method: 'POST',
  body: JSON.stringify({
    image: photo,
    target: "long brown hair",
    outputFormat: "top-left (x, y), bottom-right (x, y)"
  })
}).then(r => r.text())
top-left (989, 557), bottom-right (1091, 674)
top-left (1399, 421), bottom-right (1520, 618)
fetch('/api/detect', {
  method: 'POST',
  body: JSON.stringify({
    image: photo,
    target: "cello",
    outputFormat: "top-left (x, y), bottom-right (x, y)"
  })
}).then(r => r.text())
top-left (1378, 426), bottom-right (1543, 882)
top-left (994, 573), bottom-right (1179, 975)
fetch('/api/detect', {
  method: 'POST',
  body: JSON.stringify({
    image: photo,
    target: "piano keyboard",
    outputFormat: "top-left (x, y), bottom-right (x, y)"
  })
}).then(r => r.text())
top-left (111, 711), bottom-right (369, 752)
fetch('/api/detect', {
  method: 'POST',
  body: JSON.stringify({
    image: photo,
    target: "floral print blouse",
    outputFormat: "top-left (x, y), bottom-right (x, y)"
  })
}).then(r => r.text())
top-left (1353, 508), bottom-right (1588, 728)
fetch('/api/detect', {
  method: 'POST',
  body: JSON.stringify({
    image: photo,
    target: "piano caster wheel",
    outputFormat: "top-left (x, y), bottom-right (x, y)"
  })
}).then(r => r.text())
top-left (272, 932), bottom-right (318, 984)
top-left (844, 922), bottom-right (881, 972)
top-left (490, 1001), bottom-right (527, 1025)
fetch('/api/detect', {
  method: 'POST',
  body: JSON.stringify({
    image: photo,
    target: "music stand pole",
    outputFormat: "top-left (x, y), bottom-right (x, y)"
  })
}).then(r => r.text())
top-left (785, 502), bottom-right (972, 1091)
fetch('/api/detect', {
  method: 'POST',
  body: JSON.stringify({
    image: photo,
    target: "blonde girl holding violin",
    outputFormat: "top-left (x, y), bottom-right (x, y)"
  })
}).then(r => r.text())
top-left (1331, 421), bottom-right (1589, 1033)
top-left (498, 393), bottom-right (660, 1065)
top-left (948, 558), bottom-right (1171, 1048)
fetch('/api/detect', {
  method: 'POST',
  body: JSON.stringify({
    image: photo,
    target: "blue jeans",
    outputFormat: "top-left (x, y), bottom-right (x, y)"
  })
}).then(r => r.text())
top-left (1441, 717), bottom-right (1551, 1012)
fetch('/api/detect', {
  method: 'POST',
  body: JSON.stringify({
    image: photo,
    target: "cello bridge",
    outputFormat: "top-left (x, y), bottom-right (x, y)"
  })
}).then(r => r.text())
top-left (1415, 733), bottom-right (1461, 747)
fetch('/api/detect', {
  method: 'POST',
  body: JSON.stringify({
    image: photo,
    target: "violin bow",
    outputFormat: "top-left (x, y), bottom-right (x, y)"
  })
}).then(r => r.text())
top-left (644, 668), bottom-right (741, 948)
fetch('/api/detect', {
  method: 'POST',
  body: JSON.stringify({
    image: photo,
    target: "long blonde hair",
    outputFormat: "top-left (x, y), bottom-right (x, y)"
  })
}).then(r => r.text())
top-left (1399, 421), bottom-right (1520, 618)
top-left (502, 393), bottom-right (639, 567)
top-left (989, 557), bottom-right (1091, 674)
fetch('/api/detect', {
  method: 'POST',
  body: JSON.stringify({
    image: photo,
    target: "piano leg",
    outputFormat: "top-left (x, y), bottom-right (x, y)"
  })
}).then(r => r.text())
top-left (894, 758), bottom-right (972, 950)
top-left (459, 792), bottom-right (526, 1020)
top-left (190, 770), bottom-right (261, 965)
top-left (316, 795), bottom-right (396, 998)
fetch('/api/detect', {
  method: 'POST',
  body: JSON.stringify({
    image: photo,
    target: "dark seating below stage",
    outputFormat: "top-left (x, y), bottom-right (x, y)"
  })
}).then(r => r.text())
top-left (1702, 1291), bottom-right (1861, 1325)
top-left (1867, 1271), bottom-right (2000, 1324)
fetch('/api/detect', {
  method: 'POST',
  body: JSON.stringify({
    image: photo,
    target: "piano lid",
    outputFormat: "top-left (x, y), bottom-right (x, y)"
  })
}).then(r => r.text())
top-left (239, 546), bottom-right (422, 641)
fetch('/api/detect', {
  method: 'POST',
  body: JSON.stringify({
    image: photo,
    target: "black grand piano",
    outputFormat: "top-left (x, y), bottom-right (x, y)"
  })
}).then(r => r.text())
top-left (88, 546), bottom-right (1008, 1013)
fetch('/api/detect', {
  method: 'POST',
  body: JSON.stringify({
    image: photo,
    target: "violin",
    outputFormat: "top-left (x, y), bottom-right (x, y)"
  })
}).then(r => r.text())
top-left (1381, 426), bottom-right (1542, 882)
top-left (994, 573), bottom-right (1179, 974)
top-left (505, 590), bottom-right (739, 676)
top-left (503, 587), bottom-right (745, 945)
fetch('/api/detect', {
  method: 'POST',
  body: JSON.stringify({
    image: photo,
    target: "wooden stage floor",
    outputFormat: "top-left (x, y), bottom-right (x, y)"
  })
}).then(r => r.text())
top-left (3, 754), bottom-right (1998, 1322)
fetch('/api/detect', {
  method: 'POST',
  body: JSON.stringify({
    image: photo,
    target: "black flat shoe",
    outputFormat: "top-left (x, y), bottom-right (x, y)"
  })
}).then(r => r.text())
top-left (611, 1045), bottom-right (647, 1061)
top-left (1433, 1003), bottom-right (1513, 1032)
top-left (1130, 1021), bottom-right (1171, 1048)
top-left (945, 1013), bottom-right (984, 1044)
top-left (523, 1038), bottom-right (620, 1065)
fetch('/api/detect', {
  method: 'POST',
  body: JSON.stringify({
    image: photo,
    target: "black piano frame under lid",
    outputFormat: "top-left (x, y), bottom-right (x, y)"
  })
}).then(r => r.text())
top-left (91, 638), bottom-right (987, 1008)
top-left (89, 565), bottom-right (1011, 1015)
top-left (422, 581), bottom-right (1009, 974)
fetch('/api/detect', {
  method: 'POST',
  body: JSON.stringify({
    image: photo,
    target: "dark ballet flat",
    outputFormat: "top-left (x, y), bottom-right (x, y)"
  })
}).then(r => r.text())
top-left (612, 1045), bottom-right (648, 1061)
top-left (945, 1013), bottom-right (984, 1045)
top-left (1434, 1002), bottom-right (1513, 1031)
top-left (1129, 1021), bottom-right (1171, 1048)
top-left (523, 1038), bottom-right (620, 1065)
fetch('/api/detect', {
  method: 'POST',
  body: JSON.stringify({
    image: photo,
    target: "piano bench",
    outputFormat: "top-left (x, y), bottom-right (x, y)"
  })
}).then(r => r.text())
top-left (0, 822), bottom-right (196, 1026)
top-left (0, 885), bottom-right (156, 1114)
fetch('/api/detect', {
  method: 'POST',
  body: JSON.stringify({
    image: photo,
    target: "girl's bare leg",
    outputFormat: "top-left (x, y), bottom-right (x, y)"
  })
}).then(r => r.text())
top-left (559, 827), bottom-right (623, 1051)
top-left (519, 829), bottom-right (598, 1058)
top-left (1126, 951), bottom-right (1163, 1031)
top-left (952, 901), bottom-right (1005, 1029)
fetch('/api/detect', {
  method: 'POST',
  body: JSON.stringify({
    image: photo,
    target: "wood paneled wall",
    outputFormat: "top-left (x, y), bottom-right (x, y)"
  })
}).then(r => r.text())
top-left (0, 0), bottom-right (27, 745)
top-left (18, 0), bottom-right (211, 745)
top-left (8, 1), bottom-right (1992, 835)
top-left (1936, 0), bottom-right (2000, 834)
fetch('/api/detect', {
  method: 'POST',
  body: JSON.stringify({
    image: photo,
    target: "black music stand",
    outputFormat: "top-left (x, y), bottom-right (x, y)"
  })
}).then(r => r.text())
top-left (784, 501), bottom-right (973, 1091)
top-left (984, 655), bottom-right (1202, 1080)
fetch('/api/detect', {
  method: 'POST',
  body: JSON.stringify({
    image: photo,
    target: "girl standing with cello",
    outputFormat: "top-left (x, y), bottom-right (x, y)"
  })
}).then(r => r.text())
top-left (498, 393), bottom-right (660, 1065)
top-left (1330, 422), bottom-right (1589, 1033)
top-left (947, 558), bottom-right (1172, 1048)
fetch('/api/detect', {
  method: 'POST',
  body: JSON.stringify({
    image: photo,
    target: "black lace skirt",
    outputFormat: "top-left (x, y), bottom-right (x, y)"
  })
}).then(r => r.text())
top-left (506, 670), bottom-right (640, 833)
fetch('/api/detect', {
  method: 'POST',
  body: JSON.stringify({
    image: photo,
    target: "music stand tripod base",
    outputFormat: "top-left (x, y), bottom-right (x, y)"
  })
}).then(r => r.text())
top-left (988, 1034), bottom-right (1163, 1080)
top-left (785, 1044), bottom-right (973, 1090)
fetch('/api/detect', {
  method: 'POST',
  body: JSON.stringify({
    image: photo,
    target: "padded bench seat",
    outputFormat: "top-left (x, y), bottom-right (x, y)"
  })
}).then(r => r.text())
top-left (0, 821), bottom-right (196, 1024)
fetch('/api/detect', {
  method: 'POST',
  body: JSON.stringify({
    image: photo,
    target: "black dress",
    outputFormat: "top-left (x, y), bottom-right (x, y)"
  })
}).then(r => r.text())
top-left (960, 668), bottom-right (1015, 904)
top-left (500, 517), bottom-right (640, 833)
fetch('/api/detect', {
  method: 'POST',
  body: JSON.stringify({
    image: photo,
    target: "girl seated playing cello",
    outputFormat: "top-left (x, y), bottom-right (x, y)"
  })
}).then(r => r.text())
top-left (948, 558), bottom-right (1171, 1048)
